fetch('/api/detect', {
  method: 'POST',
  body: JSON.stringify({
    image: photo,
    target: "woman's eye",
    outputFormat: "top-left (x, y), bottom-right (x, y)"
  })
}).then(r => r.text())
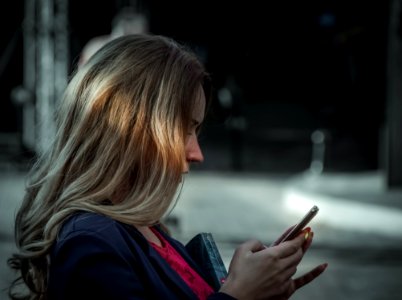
top-left (187, 125), bottom-right (201, 136)
top-left (188, 128), bottom-right (196, 135)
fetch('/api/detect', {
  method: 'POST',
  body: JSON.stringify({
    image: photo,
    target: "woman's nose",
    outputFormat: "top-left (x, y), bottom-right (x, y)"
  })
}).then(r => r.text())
top-left (186, 137), bottom-right (204, 163)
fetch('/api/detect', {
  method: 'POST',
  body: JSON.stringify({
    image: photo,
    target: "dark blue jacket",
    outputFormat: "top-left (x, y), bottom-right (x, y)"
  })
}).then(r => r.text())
top-left (48, 212), bottom-right (235, 300)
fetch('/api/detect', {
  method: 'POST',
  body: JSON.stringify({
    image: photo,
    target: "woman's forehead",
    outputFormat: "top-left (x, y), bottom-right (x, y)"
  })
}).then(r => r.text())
top-left (192, 86), bottom-right (206, 121)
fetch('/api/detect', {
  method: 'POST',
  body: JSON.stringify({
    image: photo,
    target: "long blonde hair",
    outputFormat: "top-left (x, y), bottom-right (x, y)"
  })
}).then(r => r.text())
top-left (8, 34), bottom-right (211, 300)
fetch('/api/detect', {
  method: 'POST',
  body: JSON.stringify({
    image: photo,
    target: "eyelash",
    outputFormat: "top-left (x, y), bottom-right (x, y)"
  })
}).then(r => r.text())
top-left (187, 127), bottom-right (200, 136)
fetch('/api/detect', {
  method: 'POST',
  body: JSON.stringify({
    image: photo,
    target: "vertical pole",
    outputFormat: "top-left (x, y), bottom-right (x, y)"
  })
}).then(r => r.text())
top-left (386, 0), bottom-right (402, 188)
top-left (36, 0), bottom-right (55, 154)
top-left (54, 0), bottom-right (69, 104)
top-left (310, 129), bottom-right (326, 175)
top-left (22, 0), bottom-right (36, 151)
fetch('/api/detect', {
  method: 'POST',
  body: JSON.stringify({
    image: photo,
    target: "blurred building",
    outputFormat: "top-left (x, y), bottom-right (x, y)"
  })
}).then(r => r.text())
top-left (0, 0), bottom-right (401, 187)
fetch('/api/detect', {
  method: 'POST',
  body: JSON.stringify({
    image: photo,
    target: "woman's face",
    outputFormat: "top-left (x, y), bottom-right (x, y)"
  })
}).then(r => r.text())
top-left (183, 87), bottom-right (206, 173)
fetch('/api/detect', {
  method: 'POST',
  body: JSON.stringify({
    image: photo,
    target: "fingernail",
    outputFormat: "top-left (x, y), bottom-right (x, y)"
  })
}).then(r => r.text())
top-left (300, 227), bottom-right (311, 240)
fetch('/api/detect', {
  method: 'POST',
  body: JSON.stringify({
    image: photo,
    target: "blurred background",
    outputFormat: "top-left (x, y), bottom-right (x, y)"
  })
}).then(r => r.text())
top-left (1, 0), bottom-right (402, 299)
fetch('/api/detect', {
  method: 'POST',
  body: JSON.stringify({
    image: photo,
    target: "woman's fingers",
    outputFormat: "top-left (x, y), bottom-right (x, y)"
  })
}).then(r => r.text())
top-left (240, 239), bottom-right (267, 254)
top-left (223, 235), bottom-right (327, 300)
top-left (268, 263), bottom-right (328, 300)
top-left (270, 225), bottom-right (296, 246)
top-left (293, 263), bottom-right (329, 290)
top-left (272, 231), bottom-right (308, 258)
top-left (302, 231), bottom-right (314, 253)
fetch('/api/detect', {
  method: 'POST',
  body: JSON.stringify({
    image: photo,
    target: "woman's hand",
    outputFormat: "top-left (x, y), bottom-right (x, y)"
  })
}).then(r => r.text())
top-left (219, 229), bottom-right (327, 300)
top-left (270, 230), bottom-right (327, 300)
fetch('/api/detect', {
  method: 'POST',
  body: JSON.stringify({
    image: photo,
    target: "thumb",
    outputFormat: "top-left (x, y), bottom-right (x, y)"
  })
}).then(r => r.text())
top-left (239, 239), bottom-right (266, 254)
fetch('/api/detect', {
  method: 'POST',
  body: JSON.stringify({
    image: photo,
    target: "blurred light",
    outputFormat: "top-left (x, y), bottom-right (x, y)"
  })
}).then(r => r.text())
top-left (318, 13), bottom-right (336, 28)
top-left (284, 187), bottom-right (402, 238)
top-left (217, 87), bottom-right (233, 109)
top-left (311, 130), bottom-right (325, 144)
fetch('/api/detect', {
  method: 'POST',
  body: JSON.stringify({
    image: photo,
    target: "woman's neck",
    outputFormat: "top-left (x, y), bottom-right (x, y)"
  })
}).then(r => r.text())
top-left (136, 226), bottom-right (163, 247)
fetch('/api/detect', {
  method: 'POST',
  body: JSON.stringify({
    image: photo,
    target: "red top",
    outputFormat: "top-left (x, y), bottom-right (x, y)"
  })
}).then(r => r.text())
top-left (149, 228), bottom-right (214, 300)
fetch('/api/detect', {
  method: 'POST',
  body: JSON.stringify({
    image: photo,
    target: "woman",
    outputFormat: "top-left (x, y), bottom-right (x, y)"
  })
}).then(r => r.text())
top-left (8, 34), bottom-right (327, 300)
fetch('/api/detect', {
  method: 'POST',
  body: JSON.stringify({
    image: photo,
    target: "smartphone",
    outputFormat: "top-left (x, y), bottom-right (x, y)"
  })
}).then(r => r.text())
top-left (274, 205), bottom-right (319, 245)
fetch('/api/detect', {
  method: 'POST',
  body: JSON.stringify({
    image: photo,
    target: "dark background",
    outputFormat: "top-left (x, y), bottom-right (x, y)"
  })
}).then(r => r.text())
top-left (0, 0), bottom-right (390, 173)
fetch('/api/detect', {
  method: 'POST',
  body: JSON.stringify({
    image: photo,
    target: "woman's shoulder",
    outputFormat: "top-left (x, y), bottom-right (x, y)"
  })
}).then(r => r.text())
top-left (57, 211), bottom-right (138, 245)
top-left (61, 211), bottom-right (117, 233)
top-left (52, 211), bottom-right (148, 262)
